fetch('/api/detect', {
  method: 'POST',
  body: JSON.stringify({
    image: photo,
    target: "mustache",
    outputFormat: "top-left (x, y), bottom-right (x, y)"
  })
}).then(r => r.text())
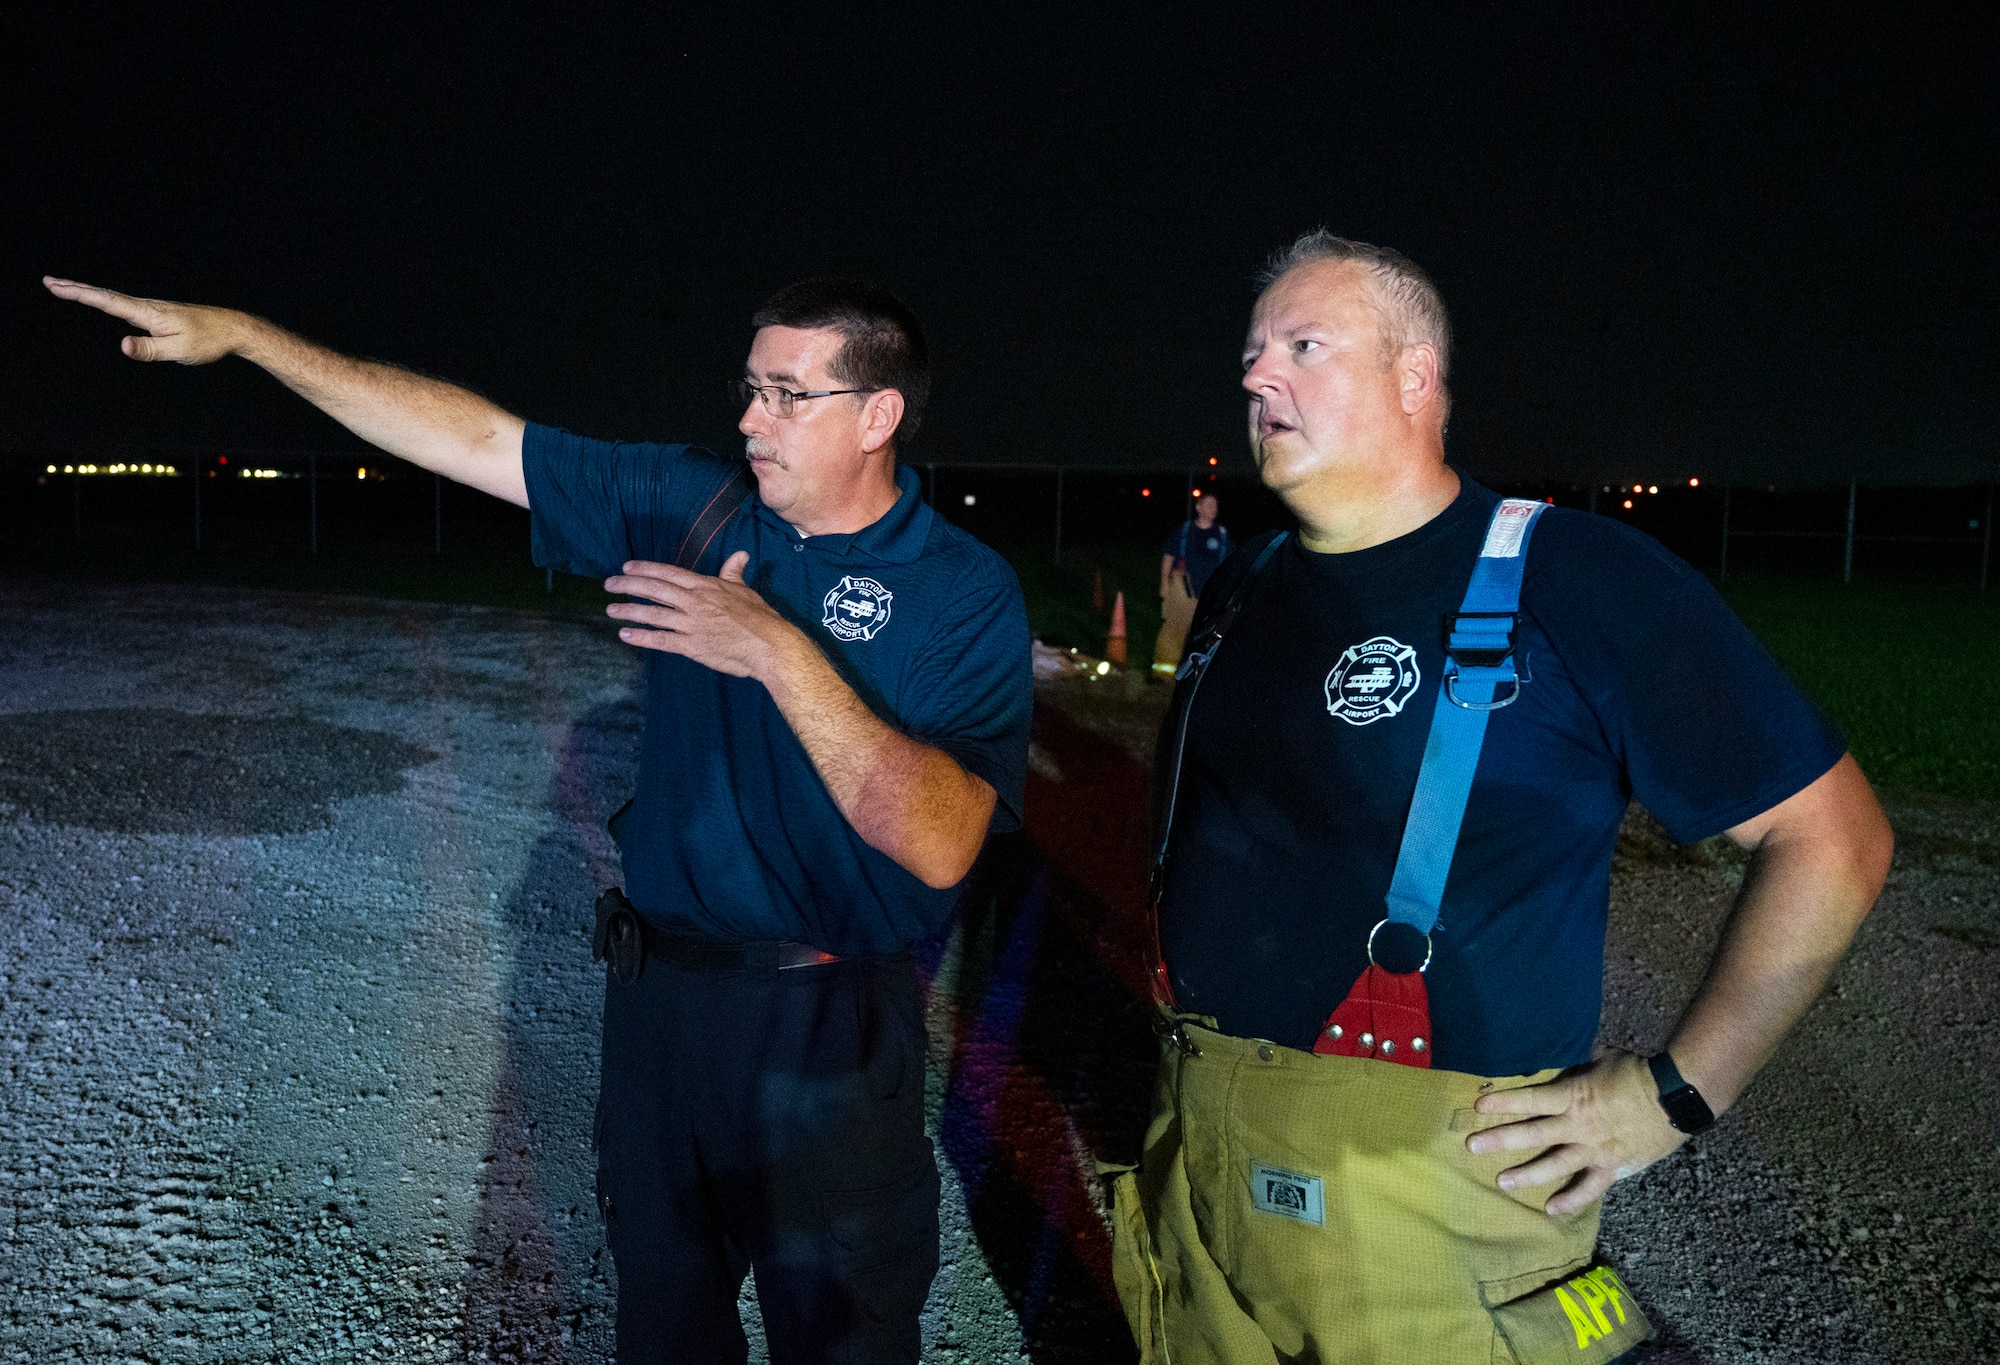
top-left (744, 437), bottom-right (782, 464)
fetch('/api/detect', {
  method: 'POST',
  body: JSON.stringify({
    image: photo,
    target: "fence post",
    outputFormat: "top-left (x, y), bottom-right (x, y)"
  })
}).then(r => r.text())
top-left (1053, 466), bottom-right (1064, 564)
top-left (433, 471), bottom-right (443, 556)
top-left (1719, 482), bottom-right (1731, 583)
top-left (309, 453), bottom-right (318, 557)
top-left (1983, 483), bottom-right (1993, 592)
top-left (1843, 475), bottom-right (1857, 584)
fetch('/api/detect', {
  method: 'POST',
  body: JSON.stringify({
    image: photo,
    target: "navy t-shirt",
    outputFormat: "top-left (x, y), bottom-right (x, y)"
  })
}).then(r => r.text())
top-left (1162, 521), bottom-right (1232, 597)
top-left (523, 424), bottom-right (1032, 955)
top-left (1157, 478), bottom-right (1846, 1076)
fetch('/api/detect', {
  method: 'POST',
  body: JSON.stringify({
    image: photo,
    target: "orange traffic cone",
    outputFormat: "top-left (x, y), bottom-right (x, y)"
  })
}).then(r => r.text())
top-left (1106, 591), bottom-right (1128, 664)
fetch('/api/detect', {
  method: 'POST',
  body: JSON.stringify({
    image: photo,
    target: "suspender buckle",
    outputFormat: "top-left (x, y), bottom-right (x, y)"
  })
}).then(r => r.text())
top-left (1442, 609), bottom-right (1525, 711)
top-left (1153, 1014), bottom-right (1203, 1058)
top-left (1441, 610), bottom-right (1518, 669)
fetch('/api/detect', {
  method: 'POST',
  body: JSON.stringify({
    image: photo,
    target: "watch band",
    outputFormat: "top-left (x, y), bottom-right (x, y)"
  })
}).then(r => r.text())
top-left (1647, 1050), bottom-right (1717, 1135)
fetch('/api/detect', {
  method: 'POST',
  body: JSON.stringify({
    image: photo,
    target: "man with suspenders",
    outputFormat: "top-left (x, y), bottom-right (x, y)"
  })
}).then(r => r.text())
top-left (45, 274), bottom-right (1032, 1364)
top-left (1109, 234), bottom-right (1893, 1363)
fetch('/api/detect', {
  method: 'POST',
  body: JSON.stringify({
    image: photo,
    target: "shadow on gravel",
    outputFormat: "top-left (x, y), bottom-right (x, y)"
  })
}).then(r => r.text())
top-left (460, 695), bottom-right (641, 1362)
top-left (0, 707), bottom-right (436, 834)
top-left (922, 703), bottom-right (1161, 1364)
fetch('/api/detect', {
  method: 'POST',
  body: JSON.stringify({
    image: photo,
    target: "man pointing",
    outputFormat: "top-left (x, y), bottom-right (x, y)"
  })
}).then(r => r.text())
top-left (46, 273), bottom-right (1031, 1364)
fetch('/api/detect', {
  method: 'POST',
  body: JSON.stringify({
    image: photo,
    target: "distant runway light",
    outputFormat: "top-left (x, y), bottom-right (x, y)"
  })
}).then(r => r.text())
top-left (1623, 499), bottom-right (1634, 509)
top-left (1141, 488), bottom-right (1151, 497)
top-left (1648, 485), bottom-right (1658, 494)
top-left (357, 467), bottom-right (367, 480)
top-left (45, 465), bottom-right (55, 474)
top-left (1208, 457), bottom-right (1218, 466)
top-left (1632, 484), bottom-right (1643, 493)
top-left (1689, 477), bottom-right (1700, 487)
top-left (963, 494), bottom-right (976, 506)
top-left (1096, 661), bottom-right (1111, 676)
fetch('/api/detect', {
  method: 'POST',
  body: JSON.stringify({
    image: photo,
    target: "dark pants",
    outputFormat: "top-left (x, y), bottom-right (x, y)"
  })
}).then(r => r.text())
top-left (595, 949), bottom-right (940, 1364)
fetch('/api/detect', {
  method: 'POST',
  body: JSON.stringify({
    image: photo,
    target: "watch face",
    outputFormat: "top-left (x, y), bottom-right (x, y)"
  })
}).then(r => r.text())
top-left (1661, 1085), bottom-right (1716, 1135)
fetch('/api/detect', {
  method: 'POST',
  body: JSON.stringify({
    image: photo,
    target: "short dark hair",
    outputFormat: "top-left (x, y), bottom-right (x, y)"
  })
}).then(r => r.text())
top-left (750, 278), bottom-right (931, 442)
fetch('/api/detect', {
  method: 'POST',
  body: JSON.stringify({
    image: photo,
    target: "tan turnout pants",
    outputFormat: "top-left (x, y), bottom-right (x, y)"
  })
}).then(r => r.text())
top-left (1110, 1015), bottom-right (1653, 1364)
top-left (1155, 574), bottom-right (1199, 671)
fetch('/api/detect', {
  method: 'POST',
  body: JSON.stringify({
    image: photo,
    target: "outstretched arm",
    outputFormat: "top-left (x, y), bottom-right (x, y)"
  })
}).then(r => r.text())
top-left (43, 277), bottom-right (527, 506)
top-left (1469, 753), bottom-right (1892, 1214)
top-left (605, 553), bottom-right (997, 890)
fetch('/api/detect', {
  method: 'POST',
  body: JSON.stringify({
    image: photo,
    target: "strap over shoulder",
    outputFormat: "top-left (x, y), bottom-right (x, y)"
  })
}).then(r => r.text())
top-left (1381, 498), bottom-right (1550, 937)
top-left (674, 460), bottom-right (756, 570)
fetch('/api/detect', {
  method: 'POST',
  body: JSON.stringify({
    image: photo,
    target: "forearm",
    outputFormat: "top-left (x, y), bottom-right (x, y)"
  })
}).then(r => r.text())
top-left (231, 314), bottom-right (528, 506)
top-left (1669, 786), bottom-right (1889, 1113)
top-left (761, 633), bottom-right (995, 889)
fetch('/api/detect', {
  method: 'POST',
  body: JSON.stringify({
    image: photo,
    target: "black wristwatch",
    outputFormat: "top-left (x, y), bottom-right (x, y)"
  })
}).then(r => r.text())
top-left (1647, 1051), bottom-right (1716, 1135)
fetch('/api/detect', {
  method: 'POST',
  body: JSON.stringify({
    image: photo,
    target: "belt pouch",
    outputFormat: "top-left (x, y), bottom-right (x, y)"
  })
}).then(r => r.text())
top-left (593, 888), bottom-right (646, 985)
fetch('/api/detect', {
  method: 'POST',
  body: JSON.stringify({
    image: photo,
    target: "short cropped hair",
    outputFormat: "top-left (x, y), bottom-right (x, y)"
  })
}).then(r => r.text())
top-left (751, 278), bottom-right (932, 441)
top-left (1258, 231), bottom-right (1452, 412)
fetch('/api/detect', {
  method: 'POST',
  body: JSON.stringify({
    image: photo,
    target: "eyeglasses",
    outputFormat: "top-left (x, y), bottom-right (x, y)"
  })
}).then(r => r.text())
top-left (732, 379), bottom-right (876, 418)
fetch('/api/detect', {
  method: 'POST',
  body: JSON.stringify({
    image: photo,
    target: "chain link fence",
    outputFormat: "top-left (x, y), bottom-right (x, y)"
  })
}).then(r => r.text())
top-left (9, 451), bottom-right (1996, 590)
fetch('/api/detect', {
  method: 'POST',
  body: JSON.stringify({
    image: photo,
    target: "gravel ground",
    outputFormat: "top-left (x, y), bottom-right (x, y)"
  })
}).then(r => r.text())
top-left (1, 583), bottom-right (1995, 1363)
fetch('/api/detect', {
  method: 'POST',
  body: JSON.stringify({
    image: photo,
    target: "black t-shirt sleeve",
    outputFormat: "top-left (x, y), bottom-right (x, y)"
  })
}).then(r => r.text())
top-left (1529, 511), bottom-right (1847, 843)
top-left (522, 422), bottom-right (722, 577)
top-left (898, 557), bottom-right (1034, 834)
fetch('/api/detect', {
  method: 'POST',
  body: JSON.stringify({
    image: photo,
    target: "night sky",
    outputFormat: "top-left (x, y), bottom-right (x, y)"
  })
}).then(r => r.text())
top-left (6, 3), bottom-right (1994, 485)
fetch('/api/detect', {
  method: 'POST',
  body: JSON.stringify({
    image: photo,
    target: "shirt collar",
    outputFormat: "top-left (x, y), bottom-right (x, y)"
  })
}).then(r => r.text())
top-left (750, 464), bottom-right (935, 563)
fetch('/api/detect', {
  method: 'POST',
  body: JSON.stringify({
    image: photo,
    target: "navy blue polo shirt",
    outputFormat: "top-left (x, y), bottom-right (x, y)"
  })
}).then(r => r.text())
top-left (1159, 478), bottom-right (1847, 1076)
top-left (1162, 520), bottom-right (1232, 596)
top-left (522, 424), bottom-right (1032, 954)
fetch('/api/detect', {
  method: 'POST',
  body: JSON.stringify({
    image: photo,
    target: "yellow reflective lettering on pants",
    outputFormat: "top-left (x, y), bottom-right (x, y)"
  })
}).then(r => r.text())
top-left (1570, 1274), bottom-right (1613, 1335)
top-left (1555, 1287), bottom-right (1603, 1348)
top-left (1110, 1014), bottom-right (1655, 1364)
top-left (1587, 1266), bottom-right (1630, 1326)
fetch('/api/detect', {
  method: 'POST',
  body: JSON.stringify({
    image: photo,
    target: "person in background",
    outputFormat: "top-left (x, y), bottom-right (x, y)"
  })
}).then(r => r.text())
top-left (1154, 491), bottom-right (1229, 675)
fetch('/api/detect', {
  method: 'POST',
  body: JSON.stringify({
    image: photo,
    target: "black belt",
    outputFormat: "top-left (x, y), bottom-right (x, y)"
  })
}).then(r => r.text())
top-left (592, 888), bottom-right (840, 986)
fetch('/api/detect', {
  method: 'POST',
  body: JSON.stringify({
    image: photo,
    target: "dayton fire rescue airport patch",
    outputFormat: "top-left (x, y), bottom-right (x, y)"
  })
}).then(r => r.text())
top-left (1324, 635), bottom-right (1421, 725)
top-left (821, 575), bottom-right (895, 642)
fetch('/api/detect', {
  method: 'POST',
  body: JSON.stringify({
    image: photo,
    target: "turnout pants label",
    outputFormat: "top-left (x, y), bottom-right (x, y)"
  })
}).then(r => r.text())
top-left (1248, 1162), bottom-right (1324, 1226)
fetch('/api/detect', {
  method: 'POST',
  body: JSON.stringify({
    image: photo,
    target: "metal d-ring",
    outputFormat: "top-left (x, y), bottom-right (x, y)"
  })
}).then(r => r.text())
top-left (1366, 918), bottom-right (1434, 974)
top-left (1444, 672), bottom-right (1521, 711)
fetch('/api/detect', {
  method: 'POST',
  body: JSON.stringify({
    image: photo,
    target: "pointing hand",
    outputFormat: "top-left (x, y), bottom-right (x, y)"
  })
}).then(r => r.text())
top-left (43, 277), bottom-right (244, 365)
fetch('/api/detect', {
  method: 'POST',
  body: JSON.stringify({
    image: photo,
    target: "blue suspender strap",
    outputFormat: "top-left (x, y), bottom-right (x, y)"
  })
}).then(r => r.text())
top-left (1381, 499), bottom-right (1549, 938)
